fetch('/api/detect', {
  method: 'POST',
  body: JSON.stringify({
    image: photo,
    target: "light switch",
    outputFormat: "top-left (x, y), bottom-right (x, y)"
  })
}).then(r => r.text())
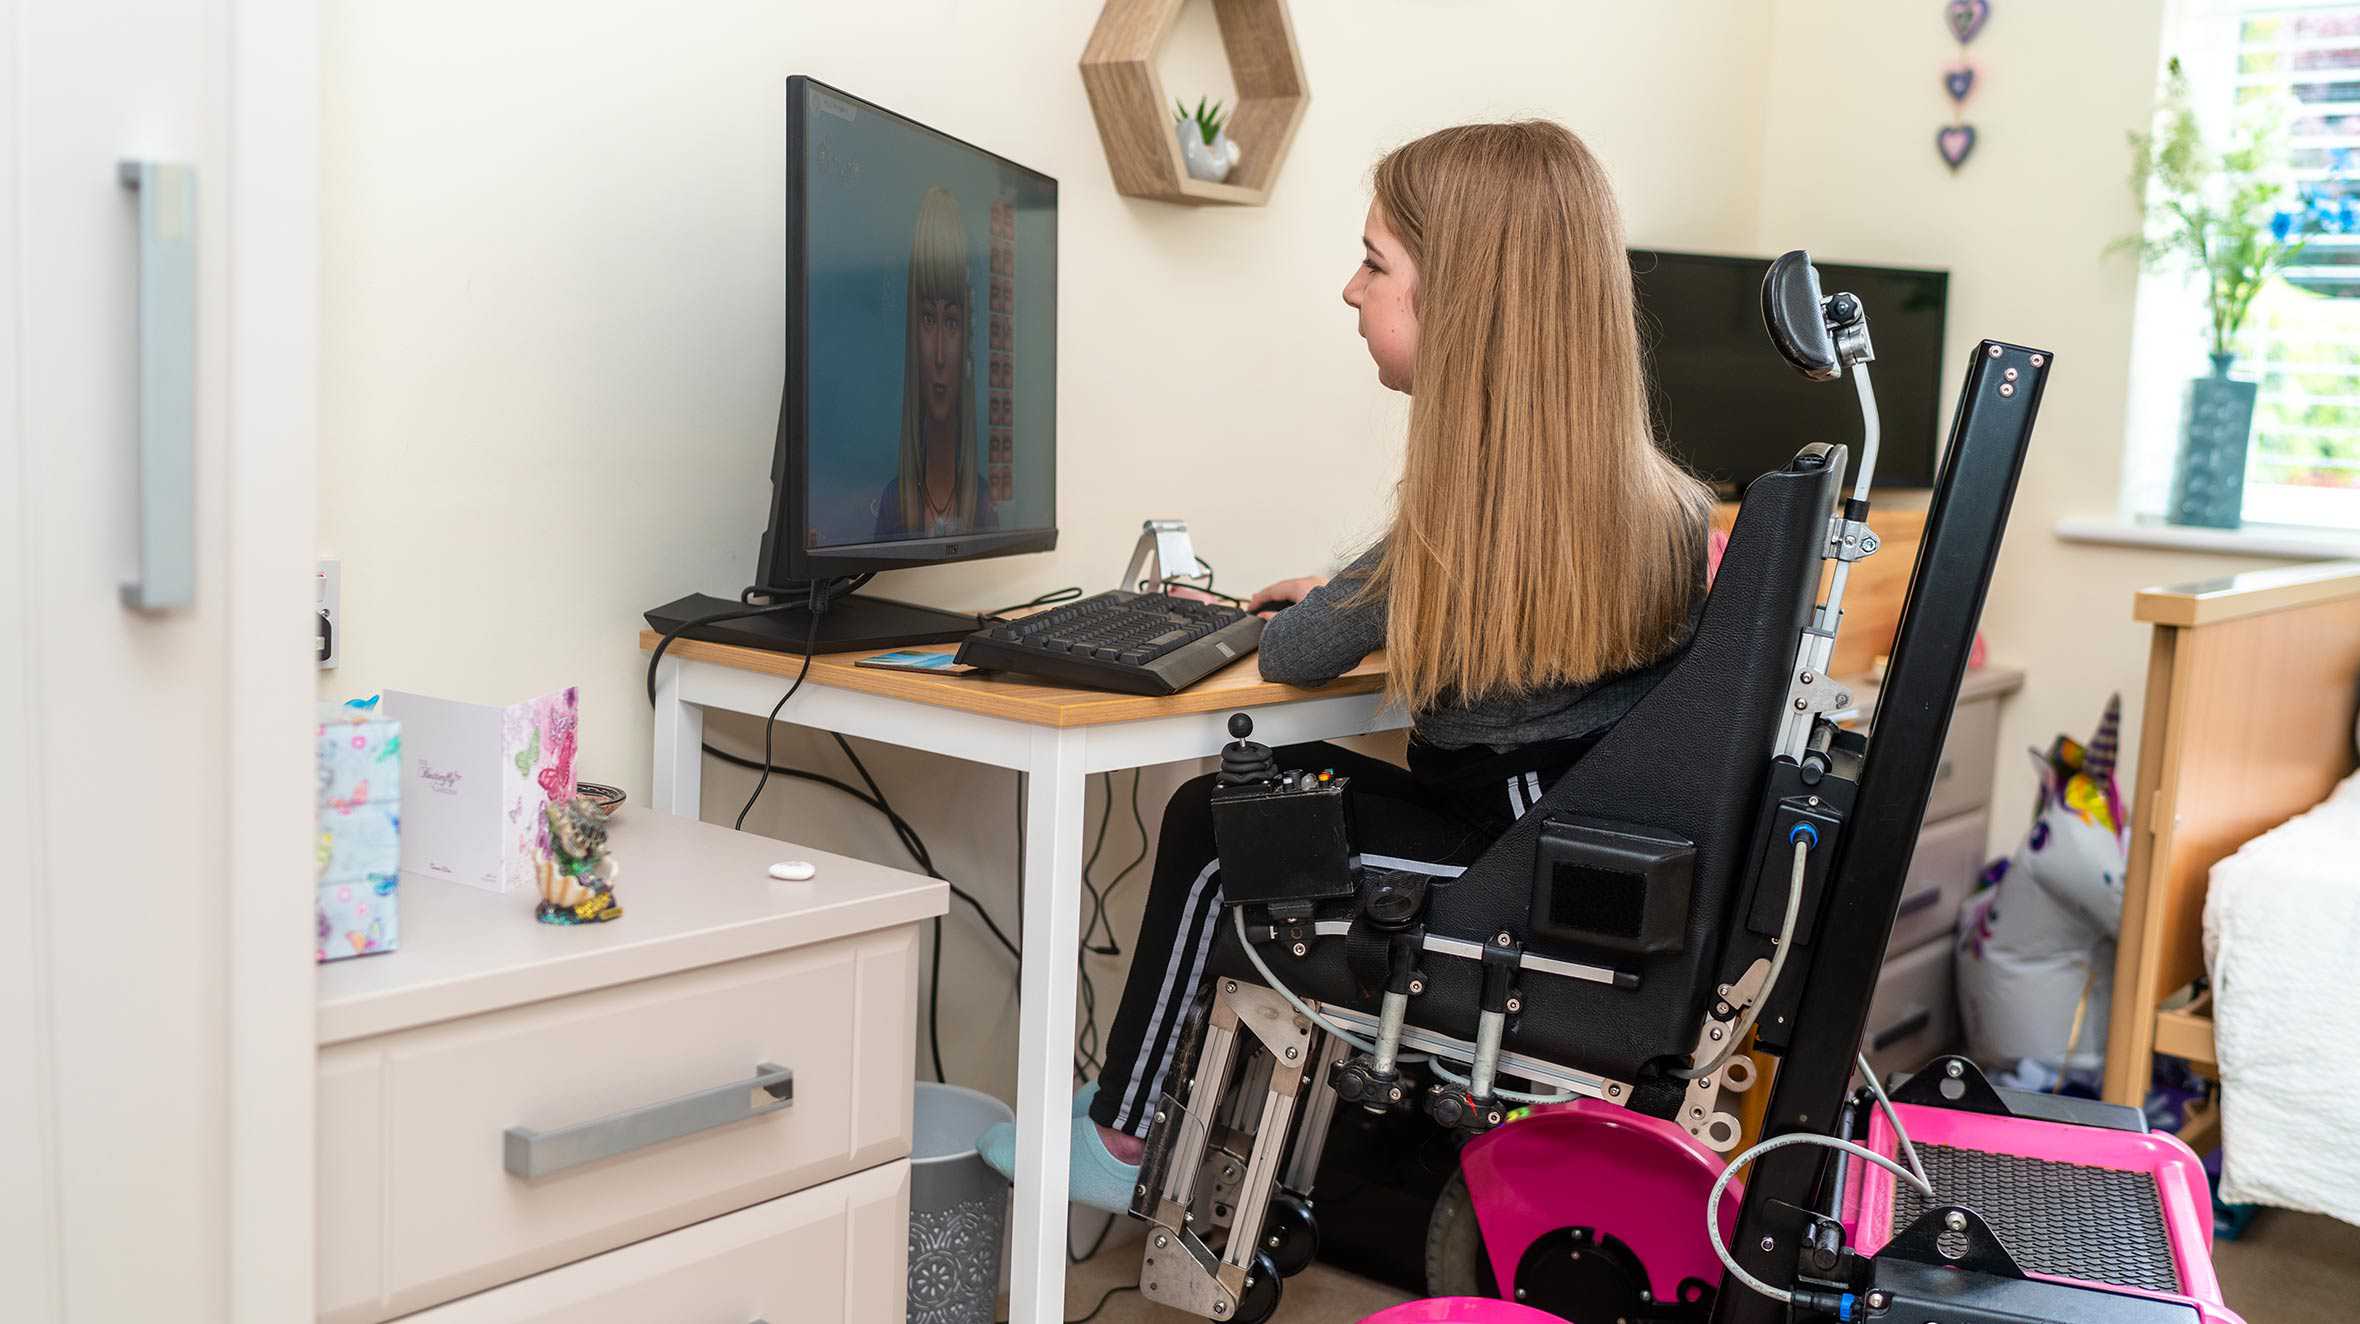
top-left (316, 558), bottom-right (340, 669)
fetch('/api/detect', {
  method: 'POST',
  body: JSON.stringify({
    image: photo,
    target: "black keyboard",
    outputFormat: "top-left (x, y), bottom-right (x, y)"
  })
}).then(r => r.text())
top-left (955, 591), bottom-right (1265, 695)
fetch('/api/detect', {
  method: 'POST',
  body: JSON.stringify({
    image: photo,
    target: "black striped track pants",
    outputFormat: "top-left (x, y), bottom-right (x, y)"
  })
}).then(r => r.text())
top-left (1090, 739), bottom-right (1576, 1136)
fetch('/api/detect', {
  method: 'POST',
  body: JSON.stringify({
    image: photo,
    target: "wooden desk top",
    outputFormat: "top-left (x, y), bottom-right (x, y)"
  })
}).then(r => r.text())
top-left (640, 629), bottom-right (1392, 729)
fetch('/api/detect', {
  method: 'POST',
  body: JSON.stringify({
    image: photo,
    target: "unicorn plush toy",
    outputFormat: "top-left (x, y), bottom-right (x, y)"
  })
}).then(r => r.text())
top-left (1955, 694), bottom-right (2127, 1092)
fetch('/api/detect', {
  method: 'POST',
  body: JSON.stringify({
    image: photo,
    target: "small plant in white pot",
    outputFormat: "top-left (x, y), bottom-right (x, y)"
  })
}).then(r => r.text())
top-left (1174, 96), bottom-right (1241, 184)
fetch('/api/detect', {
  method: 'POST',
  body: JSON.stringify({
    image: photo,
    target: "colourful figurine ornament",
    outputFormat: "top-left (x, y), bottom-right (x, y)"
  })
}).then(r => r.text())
top-left (535, 794), bottom-right (623, 925)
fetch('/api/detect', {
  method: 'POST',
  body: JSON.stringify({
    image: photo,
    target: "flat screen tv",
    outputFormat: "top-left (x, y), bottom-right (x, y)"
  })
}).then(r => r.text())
top-left (1631, 250), bottom-right (1948, 496)
top-left (759, 76), bottom-right (1059, 587)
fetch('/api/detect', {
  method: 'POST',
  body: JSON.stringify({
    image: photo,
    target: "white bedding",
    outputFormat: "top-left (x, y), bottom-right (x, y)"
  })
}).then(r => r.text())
top-left (2204, 767), bottom-right (2360, 1224)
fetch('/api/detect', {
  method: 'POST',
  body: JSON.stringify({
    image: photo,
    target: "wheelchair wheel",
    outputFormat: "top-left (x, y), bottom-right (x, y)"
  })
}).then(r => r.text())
top-left (1258, 1191), bottom-right (1319, 1277)
top-left (1423, 1170), bottom-right (1499, 1299)
top-left (1232, 1250), bottom-right (1284, 1324)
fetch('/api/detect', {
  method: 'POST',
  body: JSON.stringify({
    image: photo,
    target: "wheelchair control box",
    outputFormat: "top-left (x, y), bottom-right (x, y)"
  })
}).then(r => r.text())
top-left (1210, 768), bottom-right (1357, 907)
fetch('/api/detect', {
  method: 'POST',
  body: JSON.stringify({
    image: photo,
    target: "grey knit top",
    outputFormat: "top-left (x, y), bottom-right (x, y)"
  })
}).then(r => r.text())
top-left (1256, 543), bottom-right (1692, 751)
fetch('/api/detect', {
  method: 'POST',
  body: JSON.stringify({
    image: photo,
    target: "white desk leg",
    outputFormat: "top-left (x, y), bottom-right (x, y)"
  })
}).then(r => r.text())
top-left (1009, 727), bottom-right (1086, 1324)
top-left (649, 656), bottom-right (704, 818)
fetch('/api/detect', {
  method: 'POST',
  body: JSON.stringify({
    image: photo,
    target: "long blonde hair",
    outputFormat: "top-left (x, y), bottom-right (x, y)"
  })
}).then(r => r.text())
top-left (1363, 122), bottom-right (1712, 713)
top-left (898, 186), bottom-right (977, 531)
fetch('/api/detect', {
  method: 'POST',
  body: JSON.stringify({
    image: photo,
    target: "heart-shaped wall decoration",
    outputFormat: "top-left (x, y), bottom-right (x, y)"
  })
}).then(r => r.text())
top-left (1945, 65), bottom-right (1976, 103)
top-left (1947, 0), bottom-right (1991, 45)
top-left (1937, 124), bottom-right (1978, 171)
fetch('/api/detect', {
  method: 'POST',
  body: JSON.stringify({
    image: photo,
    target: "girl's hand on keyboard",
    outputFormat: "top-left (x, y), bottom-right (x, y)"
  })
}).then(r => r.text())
top-left (1249, 577), bottom-right (1329, 616)
top-left (1162, 585), bottom-right (1223, 605)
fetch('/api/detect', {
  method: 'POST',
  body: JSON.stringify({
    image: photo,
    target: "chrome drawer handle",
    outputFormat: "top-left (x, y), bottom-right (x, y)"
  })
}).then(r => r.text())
top-left (503, 1062), bottom-right (793, 1179)
top-left (117, 160), bottom-right (198, 611)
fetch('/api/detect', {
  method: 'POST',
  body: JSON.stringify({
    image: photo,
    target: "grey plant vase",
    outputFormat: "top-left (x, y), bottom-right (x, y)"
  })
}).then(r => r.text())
top-left (2168, 353), bottom-right (2257, 530)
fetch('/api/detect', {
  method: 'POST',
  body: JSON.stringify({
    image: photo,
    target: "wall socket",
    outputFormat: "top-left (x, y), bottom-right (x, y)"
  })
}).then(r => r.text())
top-left (316, 559), bottom-right (340, 669)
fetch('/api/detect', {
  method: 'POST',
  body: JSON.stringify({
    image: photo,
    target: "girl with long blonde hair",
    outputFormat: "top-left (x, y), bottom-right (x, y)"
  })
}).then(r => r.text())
top-left (874, 185), bottom-right (996, 538)
top-left (979, 122), bottom-right (1712, 1209)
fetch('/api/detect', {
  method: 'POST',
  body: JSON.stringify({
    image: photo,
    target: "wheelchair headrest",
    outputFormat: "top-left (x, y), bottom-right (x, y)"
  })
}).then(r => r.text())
top-left (1763, 251), bottom-right (1840, 382)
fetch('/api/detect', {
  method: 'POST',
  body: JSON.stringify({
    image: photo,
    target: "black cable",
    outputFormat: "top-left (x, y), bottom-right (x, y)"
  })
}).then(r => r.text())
top-left (644, 574), bottom-right (859, 708)
top-left (1097, 769), bottom-right (1152, 940)
top-left (1079, 772), bottom-right (1120, 957)
top-left (739, 572), bottom-right (873, 607)
top-left (1072, 1283), bottom-right (1140, 1323)
top-left (981, 584), bottom-right (1084, 620)
top-left (1015, 770), bottom-right (1026, 950)
top-left (833, 733), bottom-right (1021, 961)
top-left (702, 748), bottom-right (954, 903)
top-left (648, 576), bottom-right (1029, 1087)
top-left (815, 730), bottom-right (1022, 1094)
top-left (1071, 773), bottom-right (1116, 1082)
top-left (1156, 576), bottom-right (1250, 607)
top-left (1073, 767), bottom-right (1152, 1086)
top-left (733, 602), bottom-right (824, 831)
top-left (1069, 1207), bottom-right (1116, 1265)
top-left (927, 916), bottom-right (948, 1084)
top-left (712, 732), bottom-right (1028, 977)
top-left (996, 1282), bottom-right (1137, 1324)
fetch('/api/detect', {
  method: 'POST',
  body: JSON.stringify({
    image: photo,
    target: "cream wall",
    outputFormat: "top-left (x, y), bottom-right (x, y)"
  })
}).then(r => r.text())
top-left (1753, 0), bottom-right (2304, 854)
top-left (319, 0), bottom-right (1779, 1104)
top-left (321, 0), bottom-right (2326, 1108)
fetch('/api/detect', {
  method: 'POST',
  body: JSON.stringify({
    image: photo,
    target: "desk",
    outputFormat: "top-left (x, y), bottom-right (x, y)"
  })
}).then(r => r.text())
top-left (641, 630), bottom-right (1404, 1324)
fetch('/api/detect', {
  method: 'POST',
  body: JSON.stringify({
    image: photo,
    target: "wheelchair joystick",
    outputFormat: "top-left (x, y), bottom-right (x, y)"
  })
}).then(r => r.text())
top-left (1219, 713), bottom-right (1278, 785)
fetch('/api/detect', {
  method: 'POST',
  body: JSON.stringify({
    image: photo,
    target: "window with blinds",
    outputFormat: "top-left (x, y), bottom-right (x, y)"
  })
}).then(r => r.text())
top-left (2234, 3), bottom-right (2360, 526)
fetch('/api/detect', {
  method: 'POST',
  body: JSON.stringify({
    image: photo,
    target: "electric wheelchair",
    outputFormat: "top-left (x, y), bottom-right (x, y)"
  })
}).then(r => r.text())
top-left (1126, 255), bottom-right (2244, 1324)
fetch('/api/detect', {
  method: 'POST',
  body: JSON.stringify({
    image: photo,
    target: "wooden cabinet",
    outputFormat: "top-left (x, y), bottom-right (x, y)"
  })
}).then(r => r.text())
top-left (316, 811), bottom-right (944, 1323)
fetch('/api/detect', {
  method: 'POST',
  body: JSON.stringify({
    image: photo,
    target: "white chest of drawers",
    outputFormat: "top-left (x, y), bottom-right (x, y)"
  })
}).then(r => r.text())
top-left (316, 811), bottom-right (946, 1323)
top-left (1840, 665), bottom-right (2024, 1076)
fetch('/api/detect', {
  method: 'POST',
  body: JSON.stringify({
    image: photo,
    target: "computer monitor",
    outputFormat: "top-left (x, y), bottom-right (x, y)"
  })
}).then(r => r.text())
top-left (758, 76), bottom-right (1059, 588)
top-left (1631, 250), bottom-right (1948, 497)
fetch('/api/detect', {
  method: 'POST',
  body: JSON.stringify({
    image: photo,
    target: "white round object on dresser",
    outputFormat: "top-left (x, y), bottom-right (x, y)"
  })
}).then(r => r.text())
top-left (768, 860), bottom-right (817, 882)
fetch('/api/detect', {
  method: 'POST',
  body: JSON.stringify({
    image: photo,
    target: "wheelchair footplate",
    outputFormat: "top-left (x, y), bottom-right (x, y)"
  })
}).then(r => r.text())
top-left (1829, 1056), bottom-right (2239, 1324)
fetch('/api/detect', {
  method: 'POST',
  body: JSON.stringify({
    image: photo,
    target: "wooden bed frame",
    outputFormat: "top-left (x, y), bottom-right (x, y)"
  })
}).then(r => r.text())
top-left (2101, 560), bottom-right (2360, 1149)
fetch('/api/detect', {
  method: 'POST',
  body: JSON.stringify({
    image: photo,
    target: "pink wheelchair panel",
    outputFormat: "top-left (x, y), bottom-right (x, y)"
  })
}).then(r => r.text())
top-left (1458, 1098), bottom-right (1741, 1307)
top-left (1358, 1298), bottom-right (1570, 1324)
top-left (1849, 1101), bottom-right (2245, 1324)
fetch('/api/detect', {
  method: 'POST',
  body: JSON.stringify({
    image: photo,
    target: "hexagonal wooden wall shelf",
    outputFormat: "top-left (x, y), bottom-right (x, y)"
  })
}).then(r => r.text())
top-left (1079, 0), bottom-right (1309, 206)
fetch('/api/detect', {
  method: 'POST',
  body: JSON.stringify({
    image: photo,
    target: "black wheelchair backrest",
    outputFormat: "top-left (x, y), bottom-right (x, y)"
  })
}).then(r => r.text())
top-left (1212, 442), bottom-right (1845, 1101)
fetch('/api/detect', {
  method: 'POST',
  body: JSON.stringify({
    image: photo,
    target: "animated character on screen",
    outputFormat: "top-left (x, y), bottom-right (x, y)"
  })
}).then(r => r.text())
top-left (874, 185), bottom-right (998, 540)
top-left (1955, 694), bottom-right (2126, 1092)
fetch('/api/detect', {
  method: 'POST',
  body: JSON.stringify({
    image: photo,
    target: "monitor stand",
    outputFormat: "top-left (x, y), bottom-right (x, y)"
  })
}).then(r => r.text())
top-left (644, 592), bottom-right (980, 657)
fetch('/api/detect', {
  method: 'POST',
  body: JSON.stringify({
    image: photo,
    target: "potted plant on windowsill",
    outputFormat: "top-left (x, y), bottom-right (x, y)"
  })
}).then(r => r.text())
top-left (1174, 95), bottom-right (1241, 184)
top-left (2120, 59), bottom-right (2314, 529)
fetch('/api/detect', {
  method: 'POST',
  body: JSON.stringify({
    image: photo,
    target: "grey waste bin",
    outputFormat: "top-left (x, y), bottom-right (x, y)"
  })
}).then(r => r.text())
top-left (908, 1083), bottom-right (1015, 1324)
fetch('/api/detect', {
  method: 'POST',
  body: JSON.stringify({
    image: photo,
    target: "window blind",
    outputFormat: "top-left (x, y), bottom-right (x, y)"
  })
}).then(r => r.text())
top-left (2234, 3), bottom-right (2360, 523)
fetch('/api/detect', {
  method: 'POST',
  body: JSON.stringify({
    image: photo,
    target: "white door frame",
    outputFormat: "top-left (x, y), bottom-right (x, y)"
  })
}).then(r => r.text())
top-left (224, 3), bottom-right (322, 1320)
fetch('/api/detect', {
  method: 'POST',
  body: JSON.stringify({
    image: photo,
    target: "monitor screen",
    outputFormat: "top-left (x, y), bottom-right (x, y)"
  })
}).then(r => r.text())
top-left (764, 78), bottom-right (1058, 583)
top-left (1630, 250), bottom-right (1948, 497)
